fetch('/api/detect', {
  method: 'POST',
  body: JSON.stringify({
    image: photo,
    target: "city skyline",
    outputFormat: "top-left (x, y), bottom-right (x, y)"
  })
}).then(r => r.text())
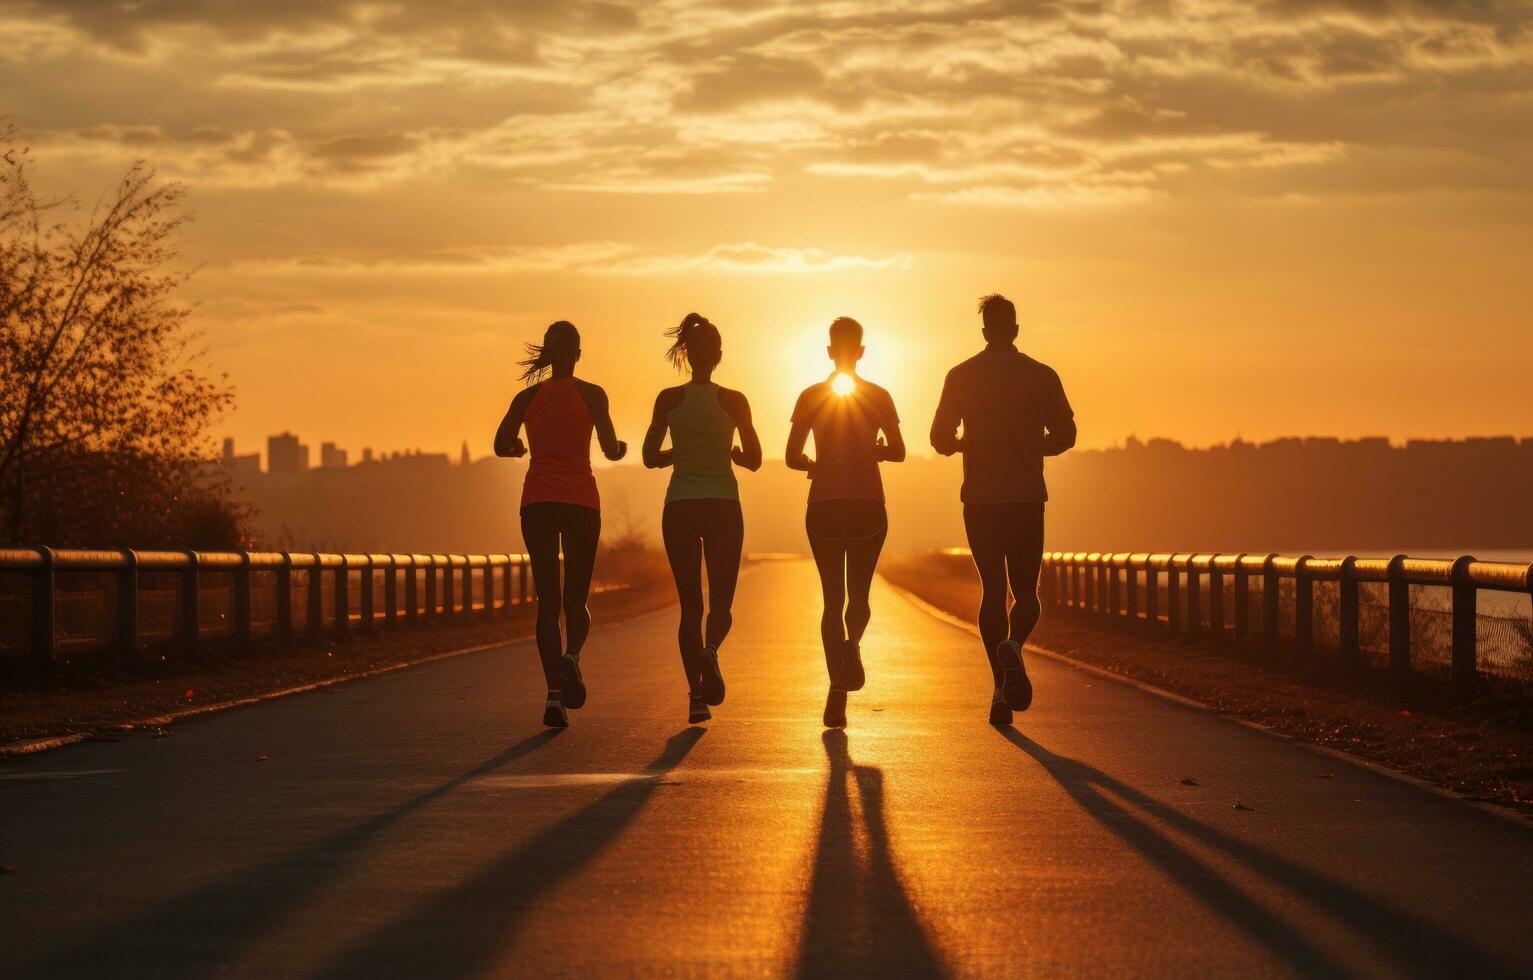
top-left (222, 428), bottom-right (1533, 474)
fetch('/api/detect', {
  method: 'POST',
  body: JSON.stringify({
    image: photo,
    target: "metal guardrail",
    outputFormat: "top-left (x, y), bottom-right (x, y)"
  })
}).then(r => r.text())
top-left (0, 548), bottom-right (533, 667)
top-left (1041, 551), bottom-right (1533, 684)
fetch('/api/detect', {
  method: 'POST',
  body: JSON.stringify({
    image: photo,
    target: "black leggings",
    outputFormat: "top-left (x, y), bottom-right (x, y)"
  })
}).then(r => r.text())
top-left (806, 500), bottom-right (888, 681)
top-left (662, 499), bottom-right (744, 690)
top-left (962, 502), bottom-right (1045, 686)
top-left (520, 502), bottom-right (601, 689)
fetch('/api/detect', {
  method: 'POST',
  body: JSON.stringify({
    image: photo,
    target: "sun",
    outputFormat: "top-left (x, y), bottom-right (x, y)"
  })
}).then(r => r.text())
top-left (830, 372), bottom-right (856, 397)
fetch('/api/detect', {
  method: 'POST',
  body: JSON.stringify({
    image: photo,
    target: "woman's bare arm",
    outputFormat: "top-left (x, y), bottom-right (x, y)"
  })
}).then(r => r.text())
top-left (493, 387), bottom-right (537, 457)
top-left (576, 381), bottom-right (627, 461)
top-left (642, 389), bottom-right (679, 469)
top-left (721, 389), bottom-right (763, 471)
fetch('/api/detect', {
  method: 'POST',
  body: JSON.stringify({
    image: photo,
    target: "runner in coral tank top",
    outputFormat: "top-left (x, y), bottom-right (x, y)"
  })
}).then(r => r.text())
top-left (494, 321), bottom-right (627, 729)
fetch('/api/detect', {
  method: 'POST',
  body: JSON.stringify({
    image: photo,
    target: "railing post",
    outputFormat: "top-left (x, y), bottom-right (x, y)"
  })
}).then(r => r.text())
top-left (1084, 555), bottom-right (1097, 616)
top-left (118, 548), bottom-right (139, 661)
top-left (1294, 555), bottom-right (1314, 656)
top-left (1450, 555), bottom-right (1477, 684)
top-left (1262, 555), bottom-right (1279, 645)
top-left (406, 557), bottom-right (420, 625)
top-left (333, 557), bottom-right (350, 637)
top-left (1184, 556), bottom-right (1202, 639)
top-left (276, 553), bottom-right (293, 643)
top-left (425, 557), bottom-right (438, 621)
top-left (1067, 555), bottom-right (1078, 611)
top-left (384, 555), bottom-right (399, 626)
top-left (1145, 561), bottom-right (1159, 627)
top-left (181, 549), bottom-right (201, 654)
top-left (1040, 555), bottom-right (1055, 609)
top-left (1097, 558), bottom-right (1110, 619)
top-left (1107, 556), bottom-right (1120, 623)
top-left (519, 557), bottom-right (530, 604)
top-left (1125, 558), bottom-right (1139, 622)
top-left (1233, 557), bottom-right (1250, 641)
top-left (480, 561), bottom-right (494, 619)
top-left (234, 550), bottom-right (252, 650)
top-left (1209, 555), bottom-right (1225, 638)
top-left (1166, 560), bottom-right (1181, 632)
top-left (1338, 556), bottom-right (1359, 662)
top-left (360, 555), bottom-right (375, 632)
top-left (307, 558), bottom-right (323, 639)
top-left (1387, 554), bottom-right (1409, 675)
top-left (443, 557), bottom-right (457, 619)
top-left (32, 546), bottom-right (56, 668)
top-left (501, 557), bottom-right (513, 613)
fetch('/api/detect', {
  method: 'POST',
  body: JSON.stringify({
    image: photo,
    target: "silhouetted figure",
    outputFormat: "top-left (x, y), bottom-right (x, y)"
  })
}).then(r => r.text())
top-left (494, 321), bottom-right (627, 728)
top-left (787, 317), bottom-right (905, 727)
top-left (643, 313), bottom-right (763, 724)
top-left (931, 294), bottom-right (1075, 725)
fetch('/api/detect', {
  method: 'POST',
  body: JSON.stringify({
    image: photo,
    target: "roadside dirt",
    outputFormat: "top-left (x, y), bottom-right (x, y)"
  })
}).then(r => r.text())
top-left (881, 556), bottom-right (1533, 814)
top-left (0, 581), bottom-right (676, 744)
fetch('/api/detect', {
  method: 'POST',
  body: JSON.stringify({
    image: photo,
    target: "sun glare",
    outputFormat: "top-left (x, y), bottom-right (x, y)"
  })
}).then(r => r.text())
top-left (831, 372), bottom-right (856, 397)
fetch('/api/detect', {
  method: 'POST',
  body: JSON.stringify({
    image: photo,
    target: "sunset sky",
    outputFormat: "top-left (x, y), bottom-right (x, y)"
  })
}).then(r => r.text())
top-left (5, 0), bottom-right (1532, 463)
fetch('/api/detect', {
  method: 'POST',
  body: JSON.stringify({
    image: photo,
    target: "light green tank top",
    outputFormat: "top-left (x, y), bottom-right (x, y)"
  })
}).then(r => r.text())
top-left (665, 383), bottom-right (739, 502)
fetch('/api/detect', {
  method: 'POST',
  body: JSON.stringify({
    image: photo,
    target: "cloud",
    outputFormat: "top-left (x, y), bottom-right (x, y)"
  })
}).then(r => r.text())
top-left (224, 242), bottom-right (912, 277)
top-left (914, 182), bottom-right (1162, 209)
top-left (5, 0), bottom-right (1532, 204)
top-left (596, 242), bottom-right (914, 275)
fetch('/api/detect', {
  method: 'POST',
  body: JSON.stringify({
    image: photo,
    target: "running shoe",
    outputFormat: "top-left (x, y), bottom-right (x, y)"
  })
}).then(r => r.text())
top-left (840, 640), bottom-right (866, 692)
top-left (543, 691), bottom-right (569, 728)
top-left (559, 654), bottom-right (587, 709)
top-left (699, 645), bottom-right (726, 706)
top-left (989, 690), bottom-right (1013, 726)
top-left (995, 639), bottom-right (1033, 712)
top-left (823, 687), bottom-right (848, 728)
top-left (689, 692), bottom-right (712, 725)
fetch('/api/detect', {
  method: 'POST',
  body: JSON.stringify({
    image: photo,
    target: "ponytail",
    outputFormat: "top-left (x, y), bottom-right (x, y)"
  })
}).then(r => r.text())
top-left (518, 320), bottom-right (580, 384)
top-left (664, 312), bottom-right (722, 372)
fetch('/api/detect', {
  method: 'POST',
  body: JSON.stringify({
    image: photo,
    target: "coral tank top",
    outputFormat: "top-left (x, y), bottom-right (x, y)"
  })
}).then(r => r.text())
top-left (520, 378), bottom-right (600, 512)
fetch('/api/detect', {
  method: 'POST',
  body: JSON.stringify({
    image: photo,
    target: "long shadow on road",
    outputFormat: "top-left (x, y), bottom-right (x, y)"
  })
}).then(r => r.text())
top-left (13, 729), bottom-right (565, 980)
top-left (794, 729), bottom-right (948, 978)
top-left (1001, 729), bottom-right (1521, 979)
top-left (316, 726), bottom-right (706, 979)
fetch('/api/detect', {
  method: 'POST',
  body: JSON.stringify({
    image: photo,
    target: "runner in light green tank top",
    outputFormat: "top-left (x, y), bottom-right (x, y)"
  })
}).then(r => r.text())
top-left (643, 313), bottom-right (763, 725)
top-left (665, 383), bottom-right (739, 502)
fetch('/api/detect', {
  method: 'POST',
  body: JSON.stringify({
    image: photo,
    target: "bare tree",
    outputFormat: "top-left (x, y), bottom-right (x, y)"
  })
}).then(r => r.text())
top-left (0, 127), bottom-right (242, 547)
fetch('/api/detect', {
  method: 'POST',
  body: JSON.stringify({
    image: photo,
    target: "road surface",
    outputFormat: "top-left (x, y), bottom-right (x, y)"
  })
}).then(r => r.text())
top-left (3, 559), bottom-right (1531, 978)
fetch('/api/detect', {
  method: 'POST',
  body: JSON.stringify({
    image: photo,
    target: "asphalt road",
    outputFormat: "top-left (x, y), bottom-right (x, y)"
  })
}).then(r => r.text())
top-left (3, 559), bottom-right (1531, 978)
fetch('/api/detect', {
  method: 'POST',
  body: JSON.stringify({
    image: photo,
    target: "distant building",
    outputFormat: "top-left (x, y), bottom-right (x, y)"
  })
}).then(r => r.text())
top-left (320, 441), bottom-right (348, 469)
top-left (361, 447), bottom-right (374, 464)
top-left (460, 440), bottom-right (471, 466)
top-left (268, 432), bottom-right (309, 477)
top-left (220, 437), bottom-right (261, 480)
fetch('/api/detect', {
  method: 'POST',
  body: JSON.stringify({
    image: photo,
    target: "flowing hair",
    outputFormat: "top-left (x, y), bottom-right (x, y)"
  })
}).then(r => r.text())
top-left (518, 320), bottom-right (580, 384)
top-left (664, 312), bottom-right (722, 372)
